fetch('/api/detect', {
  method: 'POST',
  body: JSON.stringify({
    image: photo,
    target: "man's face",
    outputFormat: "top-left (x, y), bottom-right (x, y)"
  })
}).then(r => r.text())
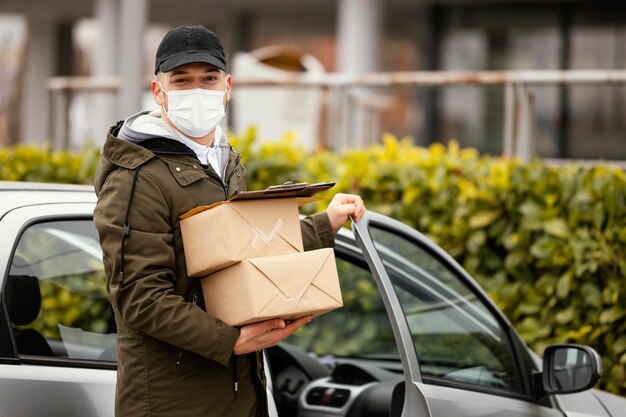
top-left (152, 62), bottom-right (232, 112)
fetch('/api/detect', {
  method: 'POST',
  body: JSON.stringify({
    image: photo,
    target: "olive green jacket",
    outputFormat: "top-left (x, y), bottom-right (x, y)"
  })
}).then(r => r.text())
top-left (93, 122), bottom-right (334, 417)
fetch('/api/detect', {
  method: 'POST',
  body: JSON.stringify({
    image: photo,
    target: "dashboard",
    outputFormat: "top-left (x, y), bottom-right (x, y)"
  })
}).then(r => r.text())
top-left (267, 344), bottom-right (404, 417)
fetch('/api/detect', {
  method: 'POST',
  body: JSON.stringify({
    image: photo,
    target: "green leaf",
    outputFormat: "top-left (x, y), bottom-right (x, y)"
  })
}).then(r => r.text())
top-left (543, 218), bottom-right (570, 238)
top-left (519, 200), bottom-right (543, 218)
top-left (600, 308), bottom-right (625, 324)
top-left (581, 282), bottom-right (602, 308)
top-left (613, 336), bottom-right (626, 355)
top-left (505, 250), bottom-right (526, 269)
top-left (469, 210), bottom-right (502, 229)
top-left (466, 230), bottom-right (487, 253)
top-left (556, 270), bottom-right (572, 299)
top-left (518, 302), bottom-right (541, 315)
top-left (530, 240), bottom-right (553, 259)
top-left (555, 307), bottom-right (575, 324)
top-left (592, 202), bottom-right (605, 230)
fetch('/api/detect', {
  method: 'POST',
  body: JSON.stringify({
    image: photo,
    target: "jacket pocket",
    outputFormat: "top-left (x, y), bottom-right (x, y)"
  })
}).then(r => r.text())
top-left (163, 159), bottom-right (207, 187)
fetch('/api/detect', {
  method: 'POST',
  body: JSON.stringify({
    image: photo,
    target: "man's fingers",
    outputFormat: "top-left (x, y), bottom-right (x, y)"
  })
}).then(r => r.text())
top-left (235, 316), bottom-right (313, 354)
top-left (333, 193), bottom-right (359, 205)
top-left (354, 204), bottom-right (366, 222)
top-left (335, 202), bottom-right (365, 219)
top-left (259, 318), bottom-right (285, 334)
top-left (335, 203), bottom-right (356, 216)
top-left (287, 315), bottom-right (313, 327)
top-left (330, 194), bottom-right (365, 218)
top-left (279, 316), bottom-right (313, 337)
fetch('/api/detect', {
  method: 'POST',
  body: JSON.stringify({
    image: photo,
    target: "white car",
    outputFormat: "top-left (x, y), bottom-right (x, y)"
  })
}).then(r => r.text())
top-left (0, 181), bottom-right (624, 417)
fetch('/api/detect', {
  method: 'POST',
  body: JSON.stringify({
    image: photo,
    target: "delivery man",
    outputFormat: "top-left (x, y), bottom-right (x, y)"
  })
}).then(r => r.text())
top-left (93, 24), bottom-right (365, 417)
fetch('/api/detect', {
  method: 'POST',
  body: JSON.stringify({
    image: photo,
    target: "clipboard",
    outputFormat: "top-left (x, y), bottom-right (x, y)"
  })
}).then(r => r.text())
top-left (230, 181), bottom-right (336, 201)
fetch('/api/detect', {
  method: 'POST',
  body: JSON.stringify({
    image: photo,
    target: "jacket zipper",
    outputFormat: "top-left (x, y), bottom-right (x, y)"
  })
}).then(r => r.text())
top-left (202, 152), bottom-right (242, 200)
top-left (176, 292), bottom-right (200, 366)
top-left (233, 357), bottom-right (239, 398)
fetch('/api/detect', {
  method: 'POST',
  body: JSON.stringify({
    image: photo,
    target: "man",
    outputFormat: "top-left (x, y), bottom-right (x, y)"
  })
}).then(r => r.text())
top-left (93, 25), bottom-right (365, 417)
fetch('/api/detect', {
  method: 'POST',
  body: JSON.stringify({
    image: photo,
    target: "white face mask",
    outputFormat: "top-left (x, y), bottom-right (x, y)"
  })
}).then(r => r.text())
top-left (161, 83), bottom-right (226, 138)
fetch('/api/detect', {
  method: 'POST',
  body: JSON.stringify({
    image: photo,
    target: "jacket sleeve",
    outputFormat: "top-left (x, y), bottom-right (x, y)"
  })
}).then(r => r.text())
top-left (94, 167), bottom-right (239, 367)
top-left (300, 212), bottom-right (335, 251)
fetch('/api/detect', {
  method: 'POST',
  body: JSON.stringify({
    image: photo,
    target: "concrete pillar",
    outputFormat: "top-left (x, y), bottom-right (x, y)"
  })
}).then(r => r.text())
top-left (92, 0), bottom-right (119, 144)
top-left (117, 0), bottom-right (148, 119)
top-left (337, 0), bottom-right (382, 72)
top-left (20, 17), bottom-right (56, 144)
top-left (336, 0), bottom-right (383, 147)
top-left (95, 0), bottom-right (119, 76)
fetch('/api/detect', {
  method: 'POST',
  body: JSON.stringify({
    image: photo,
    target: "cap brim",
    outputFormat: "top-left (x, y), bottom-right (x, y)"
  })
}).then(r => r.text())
top-left (157, 52), bottom-right (227, 73)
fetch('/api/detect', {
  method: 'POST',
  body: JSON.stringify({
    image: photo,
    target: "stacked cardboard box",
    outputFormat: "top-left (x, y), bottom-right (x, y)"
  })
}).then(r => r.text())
top-left (180, 185), bottom-right (342, 326)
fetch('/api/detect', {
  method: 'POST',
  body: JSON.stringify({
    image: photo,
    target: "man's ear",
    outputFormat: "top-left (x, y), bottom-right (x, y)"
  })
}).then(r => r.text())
top-left (152, 78), bottom-right (164, 107)
top-left (225, 73), bottom-right (232, 102)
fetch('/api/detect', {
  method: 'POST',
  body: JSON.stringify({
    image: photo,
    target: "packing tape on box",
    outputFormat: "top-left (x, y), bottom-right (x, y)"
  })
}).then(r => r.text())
top-left (251, 218), bottom-right (284, 249)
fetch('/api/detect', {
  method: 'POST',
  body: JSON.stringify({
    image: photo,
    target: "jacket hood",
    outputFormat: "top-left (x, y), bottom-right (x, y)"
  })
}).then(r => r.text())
top-left (93, 112), bottom-right (197, 196)
top-left (118, 110), bottom-right (181, 143)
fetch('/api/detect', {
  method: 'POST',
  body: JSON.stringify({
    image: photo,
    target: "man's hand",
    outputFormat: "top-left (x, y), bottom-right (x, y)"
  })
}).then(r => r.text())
top-left (233, 315), bottom-right (313, 355)
top-left (326, 193), bottom-right (366, 233)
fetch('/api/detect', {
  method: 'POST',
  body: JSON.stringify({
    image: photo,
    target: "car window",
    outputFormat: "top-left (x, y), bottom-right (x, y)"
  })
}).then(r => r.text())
top-left (5, 220), bottom-right (115, 362)
top-left (286, 255), bottom-right (398, 360)
top-left (368, 225), bottom-right (523, 394)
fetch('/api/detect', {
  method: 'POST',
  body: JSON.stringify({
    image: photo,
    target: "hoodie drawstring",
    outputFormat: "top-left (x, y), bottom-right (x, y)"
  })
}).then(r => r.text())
top-left (119, 167), bottom-right (141, 287)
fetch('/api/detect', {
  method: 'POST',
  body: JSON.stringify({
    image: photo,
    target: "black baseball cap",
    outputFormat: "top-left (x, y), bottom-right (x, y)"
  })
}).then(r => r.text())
top-left (154, 25), bottom-right (227, 74)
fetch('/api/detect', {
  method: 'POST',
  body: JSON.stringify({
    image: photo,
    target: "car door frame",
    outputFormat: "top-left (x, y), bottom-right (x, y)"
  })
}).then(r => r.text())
top-left (351, 211), bottom-right (564, 416)
top-left (352, 212), bottom-right (433, 417)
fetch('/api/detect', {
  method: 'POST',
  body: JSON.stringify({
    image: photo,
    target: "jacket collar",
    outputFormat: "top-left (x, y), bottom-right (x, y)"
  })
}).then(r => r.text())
top-left (95, 121), bottom-right (242, 194)
top-left (104, 121), bottom-right (197, 168)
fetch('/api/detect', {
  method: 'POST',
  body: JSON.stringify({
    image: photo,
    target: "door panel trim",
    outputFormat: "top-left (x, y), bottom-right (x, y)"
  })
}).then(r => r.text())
top-left (352, 213), bottom-right (433, 417)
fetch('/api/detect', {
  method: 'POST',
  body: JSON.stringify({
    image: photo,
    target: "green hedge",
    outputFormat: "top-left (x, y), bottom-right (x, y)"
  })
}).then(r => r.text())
top-left (2, 132), bottom-right (625, 395)
top-left (0, 144), bottom-right (99, 184)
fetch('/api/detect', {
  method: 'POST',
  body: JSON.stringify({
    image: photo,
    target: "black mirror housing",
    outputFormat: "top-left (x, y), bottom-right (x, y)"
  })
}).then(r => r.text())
top-left (542, 344), bottom-right (602, 394)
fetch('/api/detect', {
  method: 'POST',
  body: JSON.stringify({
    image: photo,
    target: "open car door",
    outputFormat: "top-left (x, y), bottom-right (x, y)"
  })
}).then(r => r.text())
top-left (352, 211), bottom-right (565, 417)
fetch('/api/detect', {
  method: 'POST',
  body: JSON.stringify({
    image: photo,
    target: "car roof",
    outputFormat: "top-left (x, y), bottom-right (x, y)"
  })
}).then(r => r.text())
top-left (0, 181), bottom-right (361, 247)
top-left (0, 181), bottom-right (97, 218)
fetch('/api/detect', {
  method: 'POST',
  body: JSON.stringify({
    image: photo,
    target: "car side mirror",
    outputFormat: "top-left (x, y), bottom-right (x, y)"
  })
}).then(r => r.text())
top-left (542, 344), bottom-right (602, 394)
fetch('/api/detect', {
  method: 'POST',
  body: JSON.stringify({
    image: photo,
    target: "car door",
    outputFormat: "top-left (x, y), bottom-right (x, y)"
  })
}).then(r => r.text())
top-left (0, 203), bottom-right (116, 417)
top-left (353, 211), bottom-right (564, 417)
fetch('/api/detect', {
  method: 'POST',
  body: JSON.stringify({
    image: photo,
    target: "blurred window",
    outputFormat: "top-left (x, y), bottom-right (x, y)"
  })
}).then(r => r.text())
top-left (286, 255), bottom-right (398, 360)
top-left (6, 220), bottom-right (115, 362)
top-left (368, 225), bottom-right (523, 394)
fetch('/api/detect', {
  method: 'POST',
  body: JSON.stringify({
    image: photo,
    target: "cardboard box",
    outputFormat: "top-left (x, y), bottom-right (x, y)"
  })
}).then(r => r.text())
top-left (200, 248), bottom-right (342, 326)
top-left (181, 198), bottom-right (305, 276)
top-left (180, 182), bottom-right (334, 277)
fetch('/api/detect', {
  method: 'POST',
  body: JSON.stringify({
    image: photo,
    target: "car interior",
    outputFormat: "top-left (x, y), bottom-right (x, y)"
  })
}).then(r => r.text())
top-left (5, 259), bottom-right (55, 357)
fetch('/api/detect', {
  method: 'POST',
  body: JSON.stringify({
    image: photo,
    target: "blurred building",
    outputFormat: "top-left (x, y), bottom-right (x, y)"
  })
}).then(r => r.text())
top-left (0, 0), bottom-right (624, 159)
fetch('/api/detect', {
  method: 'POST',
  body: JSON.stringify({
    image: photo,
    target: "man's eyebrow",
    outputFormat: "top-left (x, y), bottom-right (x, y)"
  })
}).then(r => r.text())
top-left (170, 69), bottom-right (190, 76)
